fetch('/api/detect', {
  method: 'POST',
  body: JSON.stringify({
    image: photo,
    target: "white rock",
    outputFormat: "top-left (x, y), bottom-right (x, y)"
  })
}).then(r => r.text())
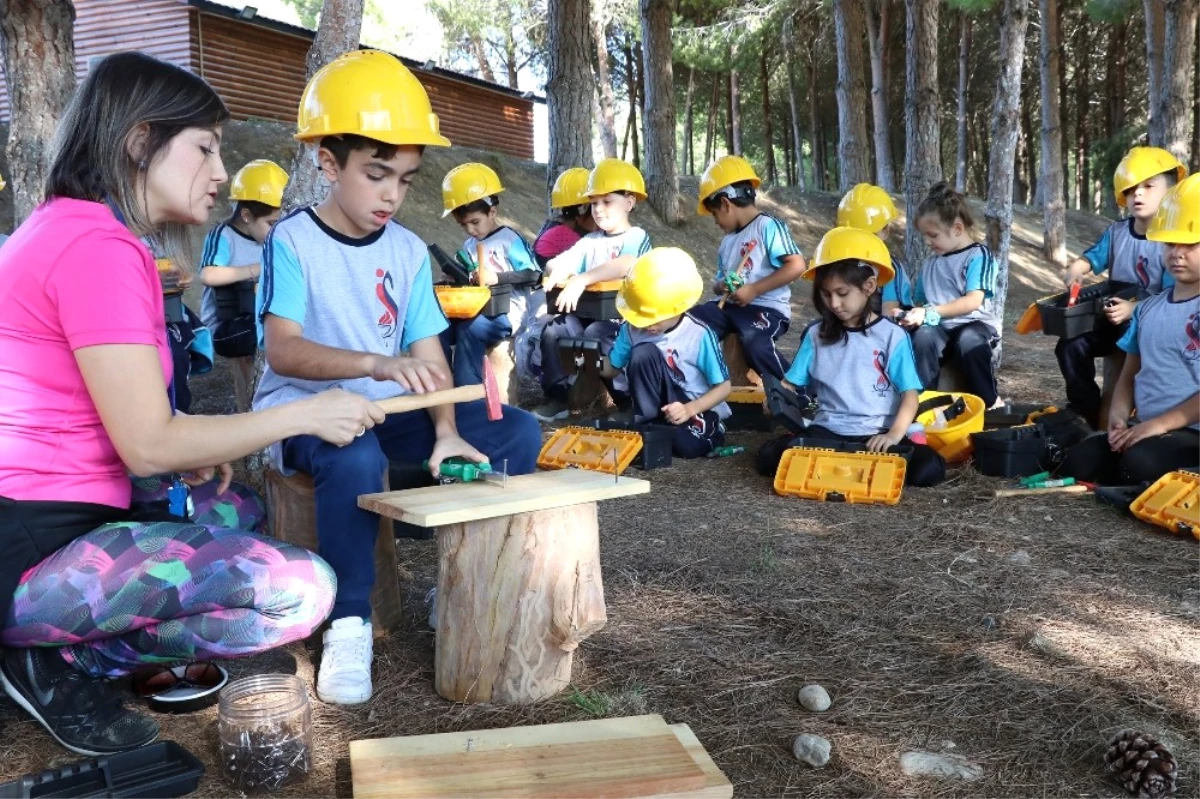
top-left (1008, 550), bottom-right (1032, 566)
top-left (792, 734), bottom-right (831, 767)
top-left (899, 750), bottom-right (982, 781)
top-left (797, 684), bottom-right (831, 712)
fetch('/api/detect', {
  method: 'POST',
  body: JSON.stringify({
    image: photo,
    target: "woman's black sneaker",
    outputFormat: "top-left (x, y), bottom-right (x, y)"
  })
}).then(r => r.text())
top-left (0, 647), bottom-right (159, 755)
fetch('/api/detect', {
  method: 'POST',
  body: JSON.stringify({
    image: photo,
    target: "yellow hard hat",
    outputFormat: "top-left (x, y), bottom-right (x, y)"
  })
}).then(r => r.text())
top-left (697, 155), bottom-right (761, 215)
top-left (805, 226), bottom-right (895, 285)
top-left (295, 49), bottom-right (451, 147)
top-left (617, 247), bottom-right (704, 327)
top-left (442, 163), bottom-right (504, 216)
top-left (1147, 173), bottom-right (1200, 245)
top-left (1113, 146), bottom-right (1187, 208)
top-left (587, 158), bottom-right (646, 199)
top-left (229, 159), bottom-right (289, 207)
top-left (837, 183), bottom-right (898, 233)
top-left (551, 167), bottom-right (591, 209)
top-left (0, 173), bottom-right (5, 192)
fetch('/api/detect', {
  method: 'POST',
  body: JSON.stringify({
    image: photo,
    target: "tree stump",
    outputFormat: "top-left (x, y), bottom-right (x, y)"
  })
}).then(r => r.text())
top-left (721, 335), bottom-right (761, 388)
top-left (435, 503), bottom-right (606, 704)
top-left (265, 469), bottom-right (403, 638)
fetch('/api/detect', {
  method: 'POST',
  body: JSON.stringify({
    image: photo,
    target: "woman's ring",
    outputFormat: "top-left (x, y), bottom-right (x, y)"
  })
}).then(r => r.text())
top-left (356, 426), bottom-right (366, 437)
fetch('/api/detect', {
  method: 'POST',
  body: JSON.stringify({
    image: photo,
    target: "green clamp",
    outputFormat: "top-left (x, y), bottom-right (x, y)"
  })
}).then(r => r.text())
top-left (722, 272), bottom-right (744, 294)
top-left (707, 445), bottom-right (745, 458)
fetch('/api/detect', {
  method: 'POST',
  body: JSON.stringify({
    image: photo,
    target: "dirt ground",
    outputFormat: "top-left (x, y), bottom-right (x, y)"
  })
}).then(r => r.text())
top-left (1, 121), bottom-right (1197, 797)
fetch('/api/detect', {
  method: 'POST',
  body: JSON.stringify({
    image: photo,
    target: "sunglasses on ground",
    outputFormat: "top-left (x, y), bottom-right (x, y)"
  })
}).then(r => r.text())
top-left (132, 661), bottom-right (224, 698)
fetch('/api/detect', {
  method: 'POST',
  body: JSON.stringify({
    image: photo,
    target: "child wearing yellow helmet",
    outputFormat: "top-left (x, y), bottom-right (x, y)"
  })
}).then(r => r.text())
top-left (599, 247), bottom-right (732, 458)
top-left (757, 227), bottom-right (946, 487)
top-left (692, 155), bottom-right (806, 381)
top-left (198, 159), bottom-right (288, 408)
top-left (438, 162), bottom-right (544, 386)
top-left (254, 50), bottom-right (542, 705)
top-left (836, 183), bottom-right (913, 316)
top-left (535, 158), bottom-right (651, 421)
top-left (1055, 146), bottom-right (1186, 427)
top-left (532, 167), bottom-right (597, 269)
top-left (1060, 174), bottom-right (1200, 485)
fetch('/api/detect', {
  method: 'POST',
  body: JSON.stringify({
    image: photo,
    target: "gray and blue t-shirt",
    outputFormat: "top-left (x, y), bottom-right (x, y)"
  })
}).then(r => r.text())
top-left (198, 221), bottom-right (263, 331)
top-left (253, 208), bottom-right (449, 467)
top-left (465, 225), bottom-right (545, 376)
top-left (1118, 287), bottom-right (1200, 428)
top-left (785, 317), bottom-right (923, 436)
top-left (547, 226), bottom-right (651, 277)
top-left (715, 214), bottom-right (802, 318)
top-left (914, 243), bottom-right (1000, 332)
top-left (608, 313), bottom-right (731, 419)
top-left (1083, 218), bottom-right (1173, 297)
top-left (882, 255), bottom-right (913, 306)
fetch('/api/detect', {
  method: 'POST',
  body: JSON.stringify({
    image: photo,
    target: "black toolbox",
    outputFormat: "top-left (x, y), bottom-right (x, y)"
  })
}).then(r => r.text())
top-left (1036, 280), bottom-right (1138, 339)
top-left (783, 436), bottom-right (915, 462)
top-left (0, 741), bottom-right (203, 798)
top-left (983, 402), bottom-right (1054, 428)
top-left (575, 289), bottom-right (620, 322)
top-left (215, 281), bottom-right (256, 321)
top-left (482, 284), bottom-right (512, 317)
top-left (587, 419), bottom-right (674, 470)
top-left (972, 424), bottom-right (1047, 477)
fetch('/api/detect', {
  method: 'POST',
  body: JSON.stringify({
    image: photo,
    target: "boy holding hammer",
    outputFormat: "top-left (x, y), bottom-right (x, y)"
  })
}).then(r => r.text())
top-left (253, 51), bottom-right (540, 706)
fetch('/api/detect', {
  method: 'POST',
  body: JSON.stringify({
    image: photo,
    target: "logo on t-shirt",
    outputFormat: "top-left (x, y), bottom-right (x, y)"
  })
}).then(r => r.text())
top-left (375, 268), bottom-right (399, 340)
top-left (871, 349), bottom-right (891, 395)
top-left (734, 241), bottom-right (758, 279)
top-left (1135, 255), bottom-right (1151, 289)
top-left (1185, 311), bottom-right (1200, 363)
top-left (664, 346), bottom-right (686, 384)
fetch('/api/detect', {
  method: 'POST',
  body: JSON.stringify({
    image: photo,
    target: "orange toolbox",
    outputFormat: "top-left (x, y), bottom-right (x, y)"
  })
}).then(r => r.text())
top-left (1131, 471), bottom-right (1199, 540)
top-left (538, 426), bottom-right (643, 475)
top-left (773, 446), bottom-right (906, 505)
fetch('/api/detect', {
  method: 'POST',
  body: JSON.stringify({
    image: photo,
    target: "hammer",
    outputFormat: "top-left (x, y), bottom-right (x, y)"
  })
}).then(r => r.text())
top-left (373, 355), bottom-right (503, 421)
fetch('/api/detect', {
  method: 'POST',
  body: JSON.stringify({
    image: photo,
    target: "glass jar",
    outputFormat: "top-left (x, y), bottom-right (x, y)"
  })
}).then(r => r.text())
top-left (218, 674), bottom-right (312, 792)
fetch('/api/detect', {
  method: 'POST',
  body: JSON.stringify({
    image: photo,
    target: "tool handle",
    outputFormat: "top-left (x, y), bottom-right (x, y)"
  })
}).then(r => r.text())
top-left (375, 384), bottom-right (485, 415)
top-left (994, 484), bottom-right (1089, 498)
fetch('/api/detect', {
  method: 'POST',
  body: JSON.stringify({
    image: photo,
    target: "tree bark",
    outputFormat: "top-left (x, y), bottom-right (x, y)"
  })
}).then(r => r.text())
top-left (985, 0), bottom-right (1030, 368)
top-left (903, 0), bottom-right (940, 271)
top-left (833, 0), bottom-right (871, 190)
top-left (1193, 13), bottom-right (1200, 173)
top-left (1145, 0), bottom-right (1166, 146)
top-left (784, 23), bottom-right (807, 192)
top-left (625, 40), bottom-right (641, 168)
top-left (729, 67), bottom-right (743, 155)
top-left (760, 43), bottom-right (778, 184)
top-left (639, 0), bottom-right (681, 223)
top-left (592, 6), bottom-right (618, 159)
top-left (1074, 18), bottom-right (1090, 211)
top-left (0, 0), bottom-right (76, 225)
top-left (1021, 92), bottom-right (1037, 204)
top-left (1039, 0), bottom-right (1066, 265)
top-left (866, 0), bottom-right (895, 191)
top-left (806, 50), bottom-right (826, 192)
top-left (704, 72), bottom-right (719, 166)
top-left (682, 65), bottom-right (696, 175)
top-left (1161, 0), bottom-right (1198, 163)
top-left (955, 13), bottom-right (972, 192)
top-left (547, 0), bottom-right (595, 195)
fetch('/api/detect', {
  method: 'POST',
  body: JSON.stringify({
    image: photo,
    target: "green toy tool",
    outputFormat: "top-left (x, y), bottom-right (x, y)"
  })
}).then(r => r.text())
top-left (424, 457), bottom-right (508, 486)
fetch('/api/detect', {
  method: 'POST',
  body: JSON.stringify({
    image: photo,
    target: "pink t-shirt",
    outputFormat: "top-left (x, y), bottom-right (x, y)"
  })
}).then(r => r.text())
top-left (0, 198), bottom-right (173, 508)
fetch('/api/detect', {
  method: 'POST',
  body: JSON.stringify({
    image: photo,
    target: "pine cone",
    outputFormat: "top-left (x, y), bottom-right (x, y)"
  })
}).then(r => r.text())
top-left (1105, 729), bottom-right (1177, 798)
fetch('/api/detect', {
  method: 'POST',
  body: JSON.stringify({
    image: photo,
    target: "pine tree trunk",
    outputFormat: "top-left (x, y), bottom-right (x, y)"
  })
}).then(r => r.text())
top-left (1040, 0), bottom-right (1066, 265)
top-left (1057, 0), bottom-right (1068, 204)
top-left (471, 35), bottom-right (497, 84)
top-left (833, 0), bottom-right (871, 190)
top-left (985, 0), bottom-right (1030, 369)
top-left (1075, 19), bottom-right (1091, 211)
top-left (1193, 13), bottom-right (1200, 172)
top-left (866, 0), bottom-right (896, 191)
top-left (682, 65), bottom-right (696, 175)
top-left (627, 41), bottom-right (641, 168)
top-left (1161, 0), bottom-right (1198, 163)
top-left (760, 43), bottom-right (778, 184)
top-left (704, 73), bottom-right (719, 166)
top-left (785, 23), bottom-right (808, 192)
top-left (1021, 82), bottom-right (1037, 203)
top-left (547, 0), bottom-right (595, 194)
top-left (903, 0), bottom-right (941, 270)
top-left (1104, 21), bottom-right (1127, 214)
top-left (1145, 0), bottom-right (1166, 146)
top-left (730, 67), bottom-right (743, 155)
top-left (639, 0), bottom-right (681, 223)
top-left (0, 0), bottom-right (76, 225)
top-left (592, 7), bottom-right (618, 159)
top-left (807, 51), bottom-right (827, 192)
top-left (954, 13), bottom-right (972, 193)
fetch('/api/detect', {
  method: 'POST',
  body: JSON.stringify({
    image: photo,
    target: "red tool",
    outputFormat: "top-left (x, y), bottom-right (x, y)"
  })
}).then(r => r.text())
top-left (375, 356), bottom-right (502, 421)
top-left (1066, 282), bottom-right (1081, 308)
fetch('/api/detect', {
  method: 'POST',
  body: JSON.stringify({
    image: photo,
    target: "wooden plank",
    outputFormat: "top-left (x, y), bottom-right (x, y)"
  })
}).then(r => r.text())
top-left (359, 469), bottom-right (649, 527)
top-left (349, 715), bottom-right (707, 799)
top-left (665, 725), bottom-right (733, 799)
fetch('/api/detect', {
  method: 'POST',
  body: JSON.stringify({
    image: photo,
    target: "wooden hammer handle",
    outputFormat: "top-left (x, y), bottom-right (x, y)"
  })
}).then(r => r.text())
top-left (375, 384), bottom-right (485, 415)
top-left (994, 484), bottom-right (1089, 498)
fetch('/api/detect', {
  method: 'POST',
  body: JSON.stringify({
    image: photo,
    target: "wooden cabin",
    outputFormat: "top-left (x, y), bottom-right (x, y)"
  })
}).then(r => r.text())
top-left (0, 0), bottom-right (537, 159)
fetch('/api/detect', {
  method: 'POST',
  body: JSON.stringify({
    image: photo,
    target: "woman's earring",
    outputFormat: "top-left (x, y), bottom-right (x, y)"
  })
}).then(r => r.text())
top-left (138, 159), bottom-right (147, 171)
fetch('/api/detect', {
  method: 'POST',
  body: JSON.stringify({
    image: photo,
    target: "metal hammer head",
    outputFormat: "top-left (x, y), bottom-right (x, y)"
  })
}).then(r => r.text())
top-left (481, 356), bottom-right (503, 421)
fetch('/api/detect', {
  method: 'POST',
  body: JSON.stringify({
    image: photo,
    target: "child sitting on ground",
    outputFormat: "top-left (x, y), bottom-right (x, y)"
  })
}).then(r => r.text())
top-left (690, 155), bottom-right (806, 380)
top-left (535, 158), bottom-right (651, 421)
top-left (900, 182), bottom-right (1003, 409)
top-left (1062, 174), bottom-right (1200, 485)
top-left (533, 167), bottom-right (597, 268)
top-left (199, 159), bottom-right (287, 410)
top-left (757, 227), bottom-right (946, 487)
top-left (439, 162), bottom-right (543, 386)
top-left (1056, 146), bottom-right (1186, 427)
top-left (601, 248), bottom-right (732, 458)
top-left (837, 183), bottom-right (913, 316)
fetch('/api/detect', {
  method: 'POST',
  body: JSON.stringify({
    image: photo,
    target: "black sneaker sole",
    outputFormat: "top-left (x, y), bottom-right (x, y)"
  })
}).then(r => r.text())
top-left (0, 657), bottom-right (157, 757)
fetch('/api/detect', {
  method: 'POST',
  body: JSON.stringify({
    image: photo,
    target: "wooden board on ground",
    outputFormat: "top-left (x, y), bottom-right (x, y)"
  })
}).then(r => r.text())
top-left (667, 724), bottom-right (734, 799)
top-left (349, 715), bottom-right (715, 799)
top-left (359, 469), bottom-right (650, 527)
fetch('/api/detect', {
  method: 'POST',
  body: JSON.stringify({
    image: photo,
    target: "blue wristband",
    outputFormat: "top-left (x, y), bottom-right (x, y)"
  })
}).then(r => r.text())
top-left (922, 305), bottom-right (942, 326)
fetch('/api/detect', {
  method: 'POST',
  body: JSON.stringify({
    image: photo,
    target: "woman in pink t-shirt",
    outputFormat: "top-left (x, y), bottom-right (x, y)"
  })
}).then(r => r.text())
top-left (0, 53), bottom-right (383, 757)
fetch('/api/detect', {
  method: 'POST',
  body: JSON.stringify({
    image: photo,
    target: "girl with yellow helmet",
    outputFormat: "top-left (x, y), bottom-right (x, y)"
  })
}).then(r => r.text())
top-left (757, 227), bottom-right (946, 487)
top-left (532, 167), bottom-right (597, 270)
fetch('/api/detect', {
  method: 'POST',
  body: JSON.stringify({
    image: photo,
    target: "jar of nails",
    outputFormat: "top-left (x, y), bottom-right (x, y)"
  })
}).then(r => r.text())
top-left (218, 674), bottom-right (313, 792)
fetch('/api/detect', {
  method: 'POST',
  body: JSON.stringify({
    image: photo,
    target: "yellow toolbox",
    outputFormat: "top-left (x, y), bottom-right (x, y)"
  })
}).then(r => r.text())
top-left (434, 286), bottom-right (491, 319)
top-left (1131, 471), bottom-right (1200, 540)
top-left (538, 427), bottom-right (644, 475)
top-left (773, 447), bottom-right (906, 505)
top-left (916, 391), bottom-right (985, 463)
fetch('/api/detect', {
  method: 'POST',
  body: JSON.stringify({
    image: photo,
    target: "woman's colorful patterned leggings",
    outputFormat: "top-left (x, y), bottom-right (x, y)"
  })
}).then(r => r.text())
top-left (0, 479), bottom-right (335, 678)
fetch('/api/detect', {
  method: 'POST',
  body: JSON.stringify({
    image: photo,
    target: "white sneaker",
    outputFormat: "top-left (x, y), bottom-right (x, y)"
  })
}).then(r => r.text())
top-left (316, 617), bottom-right (373, 705)
top-left (533, 399), bottom-right (569, 422)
